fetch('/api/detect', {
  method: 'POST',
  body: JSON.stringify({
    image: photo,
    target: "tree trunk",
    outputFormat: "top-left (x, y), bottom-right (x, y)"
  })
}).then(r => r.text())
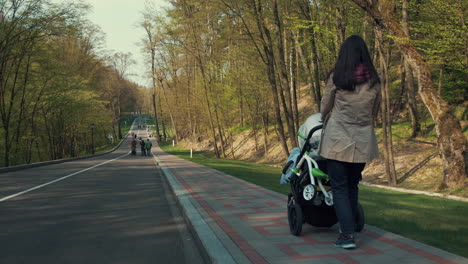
top-left (363, 15), bottom-right (368, 41)
top-left (214, 104), bottom-right (227, 158)
top-left (375, 27), bottom-right (398, 186)
top-left (198, 58), bottom-right (220, 158)
top-left (404, 57), bottom-right (421, 138)
top-left (187, 58), bottom-right (193, 143)
top-left (252, 118), bottom-right (259, 151)
top-left (144, 23), bottom-right (162, 143)
top-left (273, 0), bottom-right (296, 147)
top-left (151, 93), bottom-right (160, 139)
top-left (290, 37), bottom-right (299, 132)
top-left (159, 79), bottom-right (178, 143)
top-left (401, 0), bottom-right (421, 138)
top-left (250, 0), bottom-right (289, 157)
top-left (309, 30), bottom-right (322, 110)
top-left (158, 93), bottom-right (167, 141)
top-left (297, 0), bottom-right (322, 108)
top-left (262, 111), bottom-right (269, 156)
top-left (351, 0), bottom-right (468, 188)
top-left (438, 67), bottom-right (443, 95)
top-left (228, 130), bottom-right (236, 159)
top-left (239, 80), bottom-right (244, 128)
top-left (13, 61), bottom-right (31, 164)
top-left (294, 31), bottom-right (319, 112)
top-left (393, 61), bottom-right (407, 115)
top-left (151, 73), bottom-right (161, 143)
top-left (336, 5), bottom-right (346, 46)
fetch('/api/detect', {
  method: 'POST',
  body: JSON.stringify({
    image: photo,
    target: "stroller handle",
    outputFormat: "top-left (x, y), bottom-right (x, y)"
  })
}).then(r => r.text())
top-left (297, 124), bottom-right (323, 163)
top-left (305, 124), bottom-right (323, 142)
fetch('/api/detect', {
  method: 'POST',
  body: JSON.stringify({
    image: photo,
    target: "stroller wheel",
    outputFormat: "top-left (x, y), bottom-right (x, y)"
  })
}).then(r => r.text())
top-left (303, 184), bottom-right (316, 201)
top-left (288, 203), bottom-right (303, 236)
top-left (324, 190), bottom-right (334, 206)
top-left (355, 203), bottom-right (365, 232)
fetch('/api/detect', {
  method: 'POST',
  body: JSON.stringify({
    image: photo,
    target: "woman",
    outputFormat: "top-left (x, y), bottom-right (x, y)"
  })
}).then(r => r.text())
top-left (319, 35), bottom-right (380, 249)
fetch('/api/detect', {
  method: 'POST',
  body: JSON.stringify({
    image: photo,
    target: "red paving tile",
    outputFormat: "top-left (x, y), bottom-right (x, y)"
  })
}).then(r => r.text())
top-left (155, 147), bottom-right (468, 264)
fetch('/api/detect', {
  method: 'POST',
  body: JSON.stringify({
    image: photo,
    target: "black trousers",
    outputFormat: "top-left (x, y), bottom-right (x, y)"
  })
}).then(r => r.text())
top-left (327, 159), bottom-right (365, 235)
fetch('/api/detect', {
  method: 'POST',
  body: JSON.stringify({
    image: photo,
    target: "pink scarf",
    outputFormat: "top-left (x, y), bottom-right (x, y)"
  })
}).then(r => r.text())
top-left (354, 64), bottom-right (371, 83)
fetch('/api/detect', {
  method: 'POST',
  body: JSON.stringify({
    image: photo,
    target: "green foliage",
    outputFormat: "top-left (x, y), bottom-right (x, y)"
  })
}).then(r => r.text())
top-left (436, 70), bottom-right (468, 103)
top-left (0, 0), bottom-right (142, 167)
top-left (410, 0), bottom-right (467, 103)
top-left (411, 0), bottom-right (466, 67)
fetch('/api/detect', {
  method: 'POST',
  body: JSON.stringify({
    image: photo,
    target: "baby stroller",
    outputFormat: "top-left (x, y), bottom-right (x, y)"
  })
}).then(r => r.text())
top-left (280, 113), bottom-right (365, 236)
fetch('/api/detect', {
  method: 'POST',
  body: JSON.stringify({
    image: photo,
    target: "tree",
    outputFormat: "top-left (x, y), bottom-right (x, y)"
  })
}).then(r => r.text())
top-left (401, 0), bottom-right (420, 138)
top-left (141, 10), bottom-right (162, 143)
top-left (350, 0), bottom-right (467, 188)
top-left (0, 0), bottom-right (84, 166)
top-left (110, 51), bottom-right (136, 139)
top-left (0, 0), bottom-right (142, 167)
top-left (375, 27), bottom-right (397, 186)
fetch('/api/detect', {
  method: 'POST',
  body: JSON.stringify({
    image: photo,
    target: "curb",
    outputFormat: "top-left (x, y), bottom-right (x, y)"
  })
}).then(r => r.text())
top-left (152, 153), bottom-right (236, 264)
top-left (0, 125), bottom-right (133, 174)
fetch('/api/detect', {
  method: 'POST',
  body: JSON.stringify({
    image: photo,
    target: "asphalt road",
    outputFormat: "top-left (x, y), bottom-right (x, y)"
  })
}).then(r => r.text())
top-left (0, 127), bottom-right (206, 264)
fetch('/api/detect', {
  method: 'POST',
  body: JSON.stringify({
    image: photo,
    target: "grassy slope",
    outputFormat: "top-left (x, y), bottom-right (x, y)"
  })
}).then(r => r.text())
top-left (160, 143), bottom-right (468, 258)
top-left (176, 116), bottom-right (468, 197)
top-left (364, 119), bottom-right (468, 197)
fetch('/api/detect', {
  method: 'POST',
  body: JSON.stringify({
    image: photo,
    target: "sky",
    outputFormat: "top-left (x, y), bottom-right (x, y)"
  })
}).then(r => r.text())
top-left (56, 0), bottom-right (169, 87)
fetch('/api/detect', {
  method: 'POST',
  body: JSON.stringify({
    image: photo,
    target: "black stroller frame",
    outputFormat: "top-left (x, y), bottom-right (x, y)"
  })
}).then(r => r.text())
top-left (284, 124), bottom-right (365, 236)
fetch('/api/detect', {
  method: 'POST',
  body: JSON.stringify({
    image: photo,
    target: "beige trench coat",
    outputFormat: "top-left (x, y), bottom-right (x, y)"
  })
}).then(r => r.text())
top-left (318, 75), bottom-right (381, 163)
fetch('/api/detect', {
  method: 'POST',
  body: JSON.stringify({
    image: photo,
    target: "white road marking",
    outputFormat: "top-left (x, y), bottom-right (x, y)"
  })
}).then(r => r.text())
top-left (0, 152), bottom-right (130, 203)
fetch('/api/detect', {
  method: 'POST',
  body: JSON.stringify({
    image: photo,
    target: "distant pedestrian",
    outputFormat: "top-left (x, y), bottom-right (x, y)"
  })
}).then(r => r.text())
top-left (145, 139), bottom-right (153, 156)
top-left (130, 138), bottom-right (137, 155)
top-left (139, 137), bottom-right (146, 156)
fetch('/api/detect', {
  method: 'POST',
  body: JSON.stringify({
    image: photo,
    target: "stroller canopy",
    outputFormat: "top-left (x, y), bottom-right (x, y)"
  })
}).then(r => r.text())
top-left (297, 113), bottom-right (323, 151)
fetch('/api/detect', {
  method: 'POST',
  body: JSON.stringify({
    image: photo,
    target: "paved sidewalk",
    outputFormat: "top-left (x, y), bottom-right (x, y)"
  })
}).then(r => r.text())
top-left (153, 145), bottom-right (467, 264)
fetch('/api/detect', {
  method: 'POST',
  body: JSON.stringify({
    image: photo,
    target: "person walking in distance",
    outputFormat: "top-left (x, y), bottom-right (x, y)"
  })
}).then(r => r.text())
top-left (139, 137), bottom-right (146, 156)
top-left (145, 138), bottom-right (153, 156)
top-left (130, 138), bottom-right (137, 155)
top-left (318, 35), bottom-right (380, 249)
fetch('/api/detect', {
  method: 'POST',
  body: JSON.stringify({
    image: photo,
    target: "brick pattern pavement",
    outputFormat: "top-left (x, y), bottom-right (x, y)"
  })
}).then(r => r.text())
top-left (155, 147), bottom-right (467, 264)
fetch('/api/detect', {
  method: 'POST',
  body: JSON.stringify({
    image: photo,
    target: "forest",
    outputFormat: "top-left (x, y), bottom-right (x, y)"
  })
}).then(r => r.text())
top-left (139, 0), bottom-right (467, 189)
top-left (0, 0), bottom-right (466, 191)
top-left (0, 0), bottom-right (144, 167)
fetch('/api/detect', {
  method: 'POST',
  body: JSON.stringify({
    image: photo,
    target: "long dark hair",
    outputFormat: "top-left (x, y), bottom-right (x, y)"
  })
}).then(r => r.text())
top-left (331, 35), bottom-right (379, 91)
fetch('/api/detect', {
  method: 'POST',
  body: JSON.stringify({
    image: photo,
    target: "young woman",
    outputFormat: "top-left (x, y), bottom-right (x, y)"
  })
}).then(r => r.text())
top-left (319, 35), bottom-right (381, 249)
